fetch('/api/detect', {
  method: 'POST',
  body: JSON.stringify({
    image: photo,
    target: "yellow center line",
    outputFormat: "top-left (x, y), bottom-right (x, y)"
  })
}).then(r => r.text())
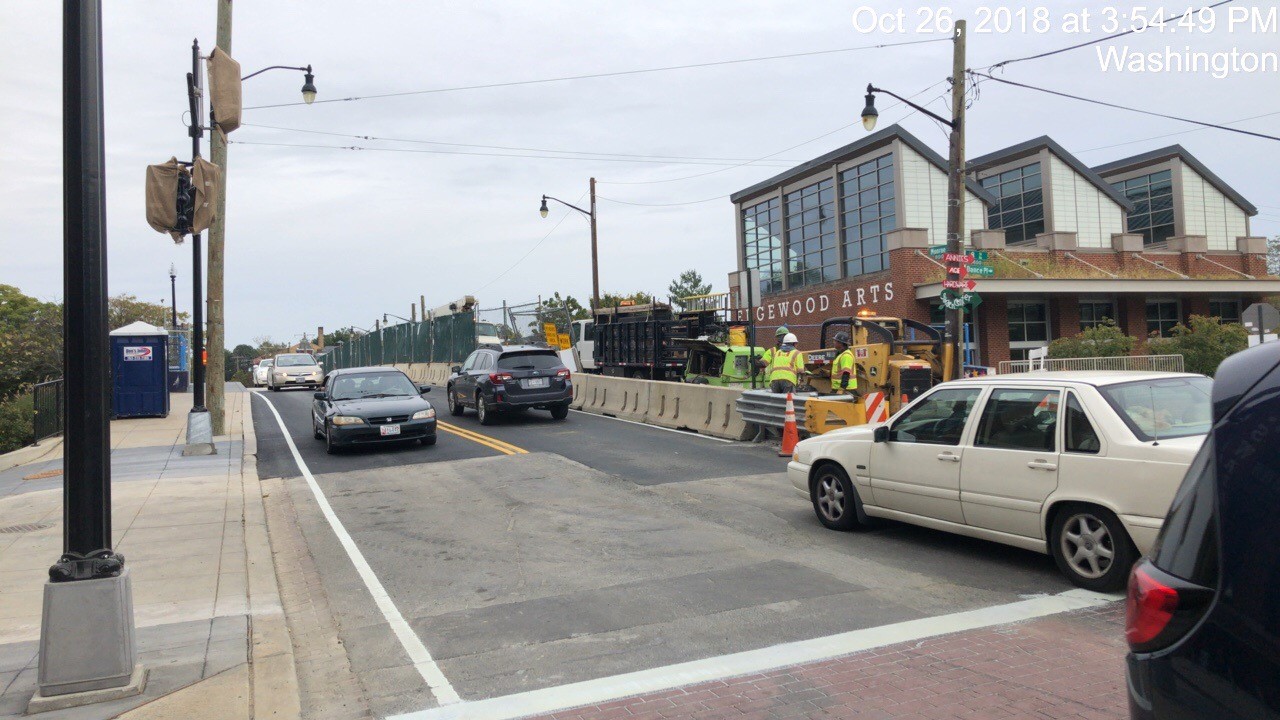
top-left (436, 421), bottom-right (529, 455)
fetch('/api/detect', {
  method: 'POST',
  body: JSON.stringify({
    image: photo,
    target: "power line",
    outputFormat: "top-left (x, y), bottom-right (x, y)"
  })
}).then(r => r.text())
top-left (470, 192), bottom-right (587, 294)
top-left (969, 71), bottom-right (1280, 142)
top-left (244, 37), bottom-right (952, 110)
top-left (240, 122), bottom-right (799, 165)
top-left (227, 139), bottom-right (797, 166)
top-left (981, 0), bottom-right (1236, 71)
top-left (1074, 109), bottom-right (1280, 154)
top-left (597, 78), bottom-right (951, 187)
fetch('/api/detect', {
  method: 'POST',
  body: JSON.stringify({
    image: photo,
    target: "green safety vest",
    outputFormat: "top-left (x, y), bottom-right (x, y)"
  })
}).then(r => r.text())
top-left (832, 349), bottom-right (857, 390)
top-left (764, 348), bottom-right (802, 384)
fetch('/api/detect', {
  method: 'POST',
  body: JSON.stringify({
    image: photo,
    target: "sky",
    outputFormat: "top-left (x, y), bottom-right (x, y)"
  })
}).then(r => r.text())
top-left (2, 1), bottom-right (1278, 346)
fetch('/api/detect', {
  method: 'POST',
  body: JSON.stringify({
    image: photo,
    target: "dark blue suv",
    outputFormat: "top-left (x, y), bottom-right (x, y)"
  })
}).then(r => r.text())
top-left (1126, 340), bottom-right (1280, 719)
top-left (447, 345), bottom-right (572, 425)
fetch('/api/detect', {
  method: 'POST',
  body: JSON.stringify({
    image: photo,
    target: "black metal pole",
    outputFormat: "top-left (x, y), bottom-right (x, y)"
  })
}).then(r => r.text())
top-left (53, 0), bottom-right (121, 581)
top-left (169, 270), bottom-right (177, 330)
top-left (188, 40), bottom-right (206, 412)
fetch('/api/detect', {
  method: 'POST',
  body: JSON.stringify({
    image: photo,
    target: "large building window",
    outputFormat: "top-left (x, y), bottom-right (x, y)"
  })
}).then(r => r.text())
top-left (1008, 299), bottom-right (1050, 360)
top-left (981, 163), bottom-right (1045, 245)
top-left (742, 198), bottom-right (783, 295)
top-left (1114, 170), bottom-right (1175, 246)
top-left (1209, 297), bottom-right (1241, 323)
top-left (839, 153), bottom-right (895, 278)
top-left (1146, 298), bottom-right (1181, 337)
top-left (1079, 300), bottom-right (1116, 331)
top-left (784, 179), bottom-right (838, 288)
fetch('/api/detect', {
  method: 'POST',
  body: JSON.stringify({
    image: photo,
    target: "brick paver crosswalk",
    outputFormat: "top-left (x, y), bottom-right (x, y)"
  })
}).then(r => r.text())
top-left (535, 603), bottom-right (1127, 720)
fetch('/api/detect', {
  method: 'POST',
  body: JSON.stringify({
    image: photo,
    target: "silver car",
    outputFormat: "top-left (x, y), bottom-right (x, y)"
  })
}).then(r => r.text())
top-left (268, 353), bottom-right (324, 391)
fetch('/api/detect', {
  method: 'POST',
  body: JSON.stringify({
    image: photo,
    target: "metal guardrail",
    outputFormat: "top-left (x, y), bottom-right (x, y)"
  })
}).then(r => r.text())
top-left (734, 390), bottom-right (821, 430)
top-left (998, 354), bottom-right (1185, 374)
top-left (32, 379), bottom-right (64, 445)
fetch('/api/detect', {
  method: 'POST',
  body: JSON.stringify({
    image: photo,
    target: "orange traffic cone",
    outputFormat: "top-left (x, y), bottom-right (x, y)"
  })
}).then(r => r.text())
top-left (779, 392), bottom-right (799, 458)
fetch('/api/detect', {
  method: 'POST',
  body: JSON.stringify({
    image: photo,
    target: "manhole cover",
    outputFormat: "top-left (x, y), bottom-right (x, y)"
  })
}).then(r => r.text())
top-left (23, 469), bottom-right (63, 481)
top-left (0, 523), bottom-right (52, 534)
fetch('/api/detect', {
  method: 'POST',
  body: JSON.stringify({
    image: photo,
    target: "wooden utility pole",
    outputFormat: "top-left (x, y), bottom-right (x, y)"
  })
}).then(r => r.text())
top-left (944, 20), bottom-right (967, 380)
top-left (205, 0), bottom-right (232, 434)
top-left (589, 177), bottom-right (600, 311)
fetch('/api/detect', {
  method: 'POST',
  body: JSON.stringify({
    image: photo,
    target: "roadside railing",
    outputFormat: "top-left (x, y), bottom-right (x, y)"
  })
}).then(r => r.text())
top-left (32, 379), bottom-right (64, 445)
top-left (998, 354), bottom-right (1185, 374)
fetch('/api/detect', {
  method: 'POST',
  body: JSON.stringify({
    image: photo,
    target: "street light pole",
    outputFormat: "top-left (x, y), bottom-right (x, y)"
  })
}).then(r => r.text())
top-left (169, 263), bottom-right (177, 330)
top-left (862, 20), bottom-right (967, 380)
top-left (185, 38), bottom-right (214, 458)
top-left (35, 2), bottom-right (140, 706)
top-left (540, 177), bottom-right (600, 310)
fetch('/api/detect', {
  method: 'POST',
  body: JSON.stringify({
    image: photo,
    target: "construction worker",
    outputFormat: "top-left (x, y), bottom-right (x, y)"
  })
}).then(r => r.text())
top-left (773, 326), bottom-right (789, 349)
top-left (759, 332), bottom-right (805, 394)
top-left (831, 331), bottom-right (858, 396)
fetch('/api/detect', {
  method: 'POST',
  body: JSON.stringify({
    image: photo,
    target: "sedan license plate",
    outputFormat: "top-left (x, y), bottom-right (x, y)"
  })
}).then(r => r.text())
top-left (380, 424), bottom-right (401, 436)
top-left (522, 377), bottom-right (550, 389)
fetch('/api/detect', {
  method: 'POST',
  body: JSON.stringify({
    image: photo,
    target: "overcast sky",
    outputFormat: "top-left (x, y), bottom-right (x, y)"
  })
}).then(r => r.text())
top-left (3, 1), bottom-right (1278, 345)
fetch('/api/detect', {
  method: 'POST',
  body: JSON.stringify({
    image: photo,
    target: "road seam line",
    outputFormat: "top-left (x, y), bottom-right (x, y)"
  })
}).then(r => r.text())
top-left (251, 392), bottom-right (462, 706)
top-left (386, 588), bottom-right (1120, 720)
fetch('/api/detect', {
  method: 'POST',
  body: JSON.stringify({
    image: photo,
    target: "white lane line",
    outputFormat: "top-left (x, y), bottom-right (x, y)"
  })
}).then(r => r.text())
top-left (567, 409), bottom-right (734, 443)
top-left (387, 588), bottom-right (1120, 720)
top-left (252, 392), bottom-right (461, 706)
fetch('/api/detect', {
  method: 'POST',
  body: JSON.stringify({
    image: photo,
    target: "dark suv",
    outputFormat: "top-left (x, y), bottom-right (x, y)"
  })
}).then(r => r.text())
top-left (447, 345), bottom-right (572, 425)
top-left (1126, 340), bottom-right (1280, 719)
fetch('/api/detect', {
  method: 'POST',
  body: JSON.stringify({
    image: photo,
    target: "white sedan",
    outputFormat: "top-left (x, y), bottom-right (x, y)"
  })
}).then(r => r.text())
top-left (252, 359), bottom-right (273, 387)
top-left (789, 371), bottom-right (1211, 591)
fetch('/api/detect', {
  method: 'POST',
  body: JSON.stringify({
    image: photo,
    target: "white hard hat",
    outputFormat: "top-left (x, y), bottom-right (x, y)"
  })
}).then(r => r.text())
top-left (782, 333), bottom-right (798, 344)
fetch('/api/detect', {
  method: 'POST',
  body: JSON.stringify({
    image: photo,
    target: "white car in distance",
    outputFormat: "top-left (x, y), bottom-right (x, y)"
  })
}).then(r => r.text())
top-left (252, 359), bottom-right (273, 387)
top-left (788, 371), bottom-right (1212, 591)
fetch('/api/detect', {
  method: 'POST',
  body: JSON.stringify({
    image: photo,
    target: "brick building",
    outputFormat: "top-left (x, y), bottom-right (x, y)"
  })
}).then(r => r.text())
top-left (730, 125), bottom-right (1277, 368)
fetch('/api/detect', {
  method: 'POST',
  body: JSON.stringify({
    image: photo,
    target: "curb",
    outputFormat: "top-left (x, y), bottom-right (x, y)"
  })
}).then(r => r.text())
top-left (0, 437), bottom-right (63, 473)
top-left (239, 393), bottom-right (303, 720)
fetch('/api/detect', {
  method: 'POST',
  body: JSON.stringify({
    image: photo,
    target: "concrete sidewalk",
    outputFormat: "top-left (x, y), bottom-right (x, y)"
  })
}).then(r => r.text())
top-left (0, 387), bottom-right (299, 719)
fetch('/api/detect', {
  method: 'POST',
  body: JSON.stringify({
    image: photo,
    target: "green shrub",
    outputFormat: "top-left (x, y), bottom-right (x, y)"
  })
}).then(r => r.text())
top-left (1147, 315), bottom-right (1248, 377)
top-left (1047, 320), bottom-right (1136, 359)
top-left (0, 393), bottom-right (34, 455)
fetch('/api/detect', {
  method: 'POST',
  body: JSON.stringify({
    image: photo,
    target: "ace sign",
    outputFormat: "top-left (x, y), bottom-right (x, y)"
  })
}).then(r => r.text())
top-left (123, 346), bottom-right (154, 362)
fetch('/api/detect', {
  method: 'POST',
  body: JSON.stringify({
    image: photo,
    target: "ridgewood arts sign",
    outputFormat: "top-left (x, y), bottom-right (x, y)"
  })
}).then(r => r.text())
top-left (742, 281), bottom-right (895, 323)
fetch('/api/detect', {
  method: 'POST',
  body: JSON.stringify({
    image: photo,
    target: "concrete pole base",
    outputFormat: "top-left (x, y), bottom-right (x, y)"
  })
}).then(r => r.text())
top-left (183, 409), bottom-right (217, 456)
top-left (27, 664), bottom-right (147, 714)
top-left (30, 569), bottom-right (144, 712)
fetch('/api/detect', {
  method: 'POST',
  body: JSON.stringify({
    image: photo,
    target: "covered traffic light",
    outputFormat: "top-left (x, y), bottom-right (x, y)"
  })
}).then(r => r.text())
top-left (207, 47), bottom-right (241, 134)
top-left (144, 157), bottom-right (221, 242)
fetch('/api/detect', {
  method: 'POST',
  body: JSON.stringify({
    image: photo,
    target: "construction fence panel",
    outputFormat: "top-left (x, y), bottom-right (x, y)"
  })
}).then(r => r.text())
top-left (998, 354), bottom-right (1186, 374)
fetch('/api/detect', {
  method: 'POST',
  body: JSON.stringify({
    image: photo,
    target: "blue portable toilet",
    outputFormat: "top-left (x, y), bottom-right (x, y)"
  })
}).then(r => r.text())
top-left (110, 321), bottom-right (171, 418)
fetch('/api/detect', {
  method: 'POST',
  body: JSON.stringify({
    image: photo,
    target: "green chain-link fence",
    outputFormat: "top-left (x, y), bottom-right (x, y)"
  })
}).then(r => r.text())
top-left (319, 312), bottom-right (476, 374)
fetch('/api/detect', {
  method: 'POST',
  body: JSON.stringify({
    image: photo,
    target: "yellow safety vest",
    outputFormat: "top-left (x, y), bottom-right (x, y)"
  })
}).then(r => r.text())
top-left (763, 348), bottom-right (803, 384)
top-left (832, 349), bottom-right (857, 390)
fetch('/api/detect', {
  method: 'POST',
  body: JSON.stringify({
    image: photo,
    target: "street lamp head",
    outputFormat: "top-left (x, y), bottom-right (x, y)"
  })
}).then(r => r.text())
top-left (860, 85), bottom-right (879, 132)
top-left (539, 196), bottom-right (549, 219)
top-left (301, 66), bottom-right (317, 105)
top-left (169, 263), bottom-right (176, 279)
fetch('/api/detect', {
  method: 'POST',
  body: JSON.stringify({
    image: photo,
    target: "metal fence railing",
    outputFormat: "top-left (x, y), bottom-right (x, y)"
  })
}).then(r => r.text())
top-left (998, 354), bottom-right (1186, 374)
top-left (318, 311), bottom-right (478, 375)
top-left (32, 379), bottom-right (64, 444)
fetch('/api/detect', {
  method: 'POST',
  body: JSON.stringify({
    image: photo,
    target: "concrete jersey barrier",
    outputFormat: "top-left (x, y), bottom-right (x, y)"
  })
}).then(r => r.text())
top-left (572, 374), bottom-right (750, 441)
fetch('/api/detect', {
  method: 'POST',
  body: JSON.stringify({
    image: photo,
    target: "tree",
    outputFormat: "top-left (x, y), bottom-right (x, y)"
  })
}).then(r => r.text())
top-left (108, 293), bottom-right (187, 330)
top-left (1147, 315), bottom-right (1248, 377)
top-left (668, 269), bottom-right (711, 306)
top-left (0, 285), bottom-right (62, 401)
top-left (324, 327), bottom-right (357, 347)
top-left (1047, 321), bottom-right (1136, 359)
top-left (598, 291), bottom-right (653, 309)
top-left (528, 292), bottom-right (590, 335)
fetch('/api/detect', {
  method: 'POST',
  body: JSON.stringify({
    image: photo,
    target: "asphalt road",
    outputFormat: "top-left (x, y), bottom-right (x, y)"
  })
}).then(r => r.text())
top-left (251, 385), bottom-right (1071, 717)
